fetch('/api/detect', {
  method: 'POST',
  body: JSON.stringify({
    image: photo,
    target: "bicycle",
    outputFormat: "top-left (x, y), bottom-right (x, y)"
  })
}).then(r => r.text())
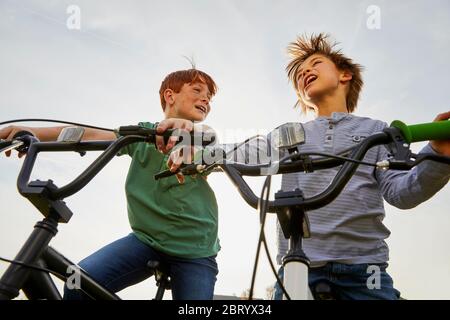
top-left (1, 119), bottom-right (449, 300)
top-left (0, 121), bottom-right (213, 300)
top-left (153, 119), bottom-right (450, 300)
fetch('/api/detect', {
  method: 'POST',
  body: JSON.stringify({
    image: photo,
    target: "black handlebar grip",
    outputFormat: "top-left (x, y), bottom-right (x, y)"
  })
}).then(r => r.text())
top-left (117, 125), bottom-right (216, 147)
top-left (12, 130), bottom-right (36, 153)
top-left (156, 130), bottom-right (216, 147)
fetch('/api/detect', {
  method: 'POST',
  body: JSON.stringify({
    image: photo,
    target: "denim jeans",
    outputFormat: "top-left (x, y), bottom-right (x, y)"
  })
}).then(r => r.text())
top-left (273, 262), bottom-right (401, 300)
top-left (63, 233), bottom-right (218, 300)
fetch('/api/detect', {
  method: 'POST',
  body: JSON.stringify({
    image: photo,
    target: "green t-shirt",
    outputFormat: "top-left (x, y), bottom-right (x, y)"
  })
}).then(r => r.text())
top-left (117, 122), bottom-right (220, 258)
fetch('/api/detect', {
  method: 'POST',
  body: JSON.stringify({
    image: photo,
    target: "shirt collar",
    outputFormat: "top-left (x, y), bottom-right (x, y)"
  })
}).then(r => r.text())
top-left (316, 112), bottom-right (352, 123)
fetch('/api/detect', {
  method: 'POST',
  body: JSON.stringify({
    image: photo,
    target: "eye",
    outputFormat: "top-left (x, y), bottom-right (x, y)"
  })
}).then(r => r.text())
top-left (193, 87), bottom-right (201, 93)
top-left (313, 60), bottom-right (321, 66)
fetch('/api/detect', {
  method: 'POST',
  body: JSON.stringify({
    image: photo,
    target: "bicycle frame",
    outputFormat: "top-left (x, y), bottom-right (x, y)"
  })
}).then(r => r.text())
top-left (0, 124), bottom-right (212, 300)
top-left (5, 244), bottom-right (120, 300)
top-left (0, 136), bottom-right (145, 300)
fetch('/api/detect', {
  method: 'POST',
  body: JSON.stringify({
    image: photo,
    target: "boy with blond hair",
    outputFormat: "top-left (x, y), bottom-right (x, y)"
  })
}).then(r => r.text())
top-left (274, 33), bottom-right (450, 299)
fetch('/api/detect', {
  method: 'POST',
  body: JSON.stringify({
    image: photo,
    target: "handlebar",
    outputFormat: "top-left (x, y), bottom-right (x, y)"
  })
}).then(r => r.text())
top-left (17, 136), bottom-right (143, 200)
top-left (391, 119), bottom-right (450, 143)
top-left (116, 125), bottom-right (216, 147)
top-left (3, 123), bottom-right (216, 203)
top-left (156, 119), bottom-right (450, 213)
top-left (2, 119), bottom-right (449, 216)
top-left (222, 132), bottom-right (393, 212)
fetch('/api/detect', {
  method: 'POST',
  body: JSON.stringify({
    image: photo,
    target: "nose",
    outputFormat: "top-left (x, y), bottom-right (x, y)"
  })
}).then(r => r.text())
top-left (302, 67), bottom-right (312, 80)
top-left (200, 93), bottom-right (210, 107)
top-left (298, 68), bottom-right (311, 89)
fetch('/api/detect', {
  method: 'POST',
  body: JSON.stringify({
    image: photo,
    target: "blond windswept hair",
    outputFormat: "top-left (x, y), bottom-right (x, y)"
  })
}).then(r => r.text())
top-left (286, 33), bottom-right (364, 114)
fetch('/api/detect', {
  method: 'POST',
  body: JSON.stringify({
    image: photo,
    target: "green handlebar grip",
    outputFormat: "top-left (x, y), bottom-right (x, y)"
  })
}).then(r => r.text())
top-left (390, 120), bottom-right (450, 143)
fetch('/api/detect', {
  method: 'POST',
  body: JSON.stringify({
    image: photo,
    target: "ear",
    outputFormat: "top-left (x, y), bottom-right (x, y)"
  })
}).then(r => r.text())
top-left (340, 70), bottom-right (353, 84)
top-left (163, 89), bottom-right (175, 106)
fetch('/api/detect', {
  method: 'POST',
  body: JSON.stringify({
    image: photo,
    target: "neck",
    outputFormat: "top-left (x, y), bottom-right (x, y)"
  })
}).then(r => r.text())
top-left (312, 90), bottom-right (348, 117)
top-left (164, 107), bottom-right (175, 119)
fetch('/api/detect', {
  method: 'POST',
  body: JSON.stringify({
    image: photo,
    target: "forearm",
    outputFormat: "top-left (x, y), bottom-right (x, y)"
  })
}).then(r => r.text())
top-left (31, 126), bottom-right (66, 141)
top-left (81, 127), bottom-right (116, 141)
top-left (217, 136), bottom-right (270, 164)
top-left (378, 143), bottom-right (450, 209)
top-left (32, 126), bottom-right (115, 141)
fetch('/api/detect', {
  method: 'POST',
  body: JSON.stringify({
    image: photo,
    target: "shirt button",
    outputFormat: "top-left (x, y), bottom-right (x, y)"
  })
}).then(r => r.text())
top-left (329, 125), bottom-right (333, 129)
top-left (327, 136), bottom-right (332, 141)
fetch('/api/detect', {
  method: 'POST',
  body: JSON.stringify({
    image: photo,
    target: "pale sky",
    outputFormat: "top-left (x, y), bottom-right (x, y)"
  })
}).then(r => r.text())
top-left (0, 0), bottom-right (449, 299)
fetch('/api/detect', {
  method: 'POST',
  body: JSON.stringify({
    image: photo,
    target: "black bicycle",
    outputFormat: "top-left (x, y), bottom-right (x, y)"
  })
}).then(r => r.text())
top-left (0, 123), bottom-right (213, 300)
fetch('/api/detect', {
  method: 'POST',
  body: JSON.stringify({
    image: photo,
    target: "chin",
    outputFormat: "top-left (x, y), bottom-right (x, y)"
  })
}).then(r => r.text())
top-left (305, 87), bottom-right (327, 101)
top-left (189, 115), bottom-right (206, 122)
top-left (194, 113), bottom-right (207, 122)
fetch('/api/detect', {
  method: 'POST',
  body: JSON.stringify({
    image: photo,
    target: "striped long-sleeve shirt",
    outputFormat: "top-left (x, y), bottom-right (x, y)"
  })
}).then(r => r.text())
top-left (276, 112), bottom-right (450, 266)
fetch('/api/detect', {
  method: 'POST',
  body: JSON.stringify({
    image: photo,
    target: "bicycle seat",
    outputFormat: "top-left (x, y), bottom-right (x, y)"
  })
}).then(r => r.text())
top-left (147, 260), bottom-right (171, 290)
top-left (312, 282), bottom-right (336, 300)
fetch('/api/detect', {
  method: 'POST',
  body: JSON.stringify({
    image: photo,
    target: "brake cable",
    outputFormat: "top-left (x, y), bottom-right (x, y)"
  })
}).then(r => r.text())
top-left (0, 119), bottom-right (114, 132)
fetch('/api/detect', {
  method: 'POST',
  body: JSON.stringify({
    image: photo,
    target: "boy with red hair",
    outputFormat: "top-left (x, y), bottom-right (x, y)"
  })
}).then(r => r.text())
top-left (1, 68), bottom-right (221, 300)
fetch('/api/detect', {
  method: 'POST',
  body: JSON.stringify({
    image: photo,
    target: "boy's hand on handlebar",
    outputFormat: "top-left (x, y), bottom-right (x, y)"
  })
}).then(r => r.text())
top-left (0, 125), bottom-right (35, 158)
top-left (430, 111), bottom-right (450, 156)
top-left (155, 119), bottom-right (194, 154)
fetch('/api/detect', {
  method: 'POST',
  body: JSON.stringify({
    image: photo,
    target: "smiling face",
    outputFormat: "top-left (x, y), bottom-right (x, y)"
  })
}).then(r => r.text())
top-left (295, 53), bottom-right (350, 108)
top-left (164, 81), bottom-right (212, 122)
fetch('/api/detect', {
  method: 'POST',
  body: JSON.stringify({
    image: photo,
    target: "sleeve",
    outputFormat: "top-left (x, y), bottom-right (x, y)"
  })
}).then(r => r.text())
top-left (197, 135), bottom-right (273, 166)
top-left (376, 142), bottom-right (450, 209)
top-left (115, 122), bottom-right (155, 157)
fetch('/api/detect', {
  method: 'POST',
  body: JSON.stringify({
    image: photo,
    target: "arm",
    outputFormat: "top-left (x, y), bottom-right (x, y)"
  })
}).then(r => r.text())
top-left (0, 125), bottom-right (115, 142)
top-left (0, 125), bottom-right (115, 157)
top-left (376, 113), bottom-right (450, 209)
top-left (376, 143), bottom-right (450, 210)
top-left (214, 135), bottom-right (270, 164)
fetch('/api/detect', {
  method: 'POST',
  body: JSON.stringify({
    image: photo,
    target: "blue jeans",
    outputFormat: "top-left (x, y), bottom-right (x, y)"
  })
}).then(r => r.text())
top-left (273, 262), bottom-right (401, 300)
top-left (63, 233), bottom-right (218, 300)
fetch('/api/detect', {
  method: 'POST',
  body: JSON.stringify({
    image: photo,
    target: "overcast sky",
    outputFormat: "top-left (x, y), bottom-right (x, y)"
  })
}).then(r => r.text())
top-left (1, 0), bottom-right (449, 299)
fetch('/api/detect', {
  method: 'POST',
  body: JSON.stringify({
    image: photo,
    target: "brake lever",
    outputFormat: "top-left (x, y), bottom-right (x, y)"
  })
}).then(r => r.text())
top-left (377, 152), bottom-right (450, 171)
top-left (154, 167), bottom-right (181, 180)
top-left (0, 140), bottom-right (25, 154)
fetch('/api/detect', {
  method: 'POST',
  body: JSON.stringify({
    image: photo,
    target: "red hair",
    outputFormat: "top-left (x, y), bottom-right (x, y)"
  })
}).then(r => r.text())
top-left (159, 69), bottom-right (218, 110)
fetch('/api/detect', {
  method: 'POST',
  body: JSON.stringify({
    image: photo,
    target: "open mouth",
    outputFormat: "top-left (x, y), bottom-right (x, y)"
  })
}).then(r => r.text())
top-left (195, 105), bottom-right (207, 114)
top-left (304, 74), bottom-right (318, 90)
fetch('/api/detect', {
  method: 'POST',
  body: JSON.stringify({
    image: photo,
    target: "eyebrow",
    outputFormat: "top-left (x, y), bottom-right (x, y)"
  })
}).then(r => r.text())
top-left (297, 57), bottom-right (321, 78)
top-left (192, 84), bottom-right (212, 98)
